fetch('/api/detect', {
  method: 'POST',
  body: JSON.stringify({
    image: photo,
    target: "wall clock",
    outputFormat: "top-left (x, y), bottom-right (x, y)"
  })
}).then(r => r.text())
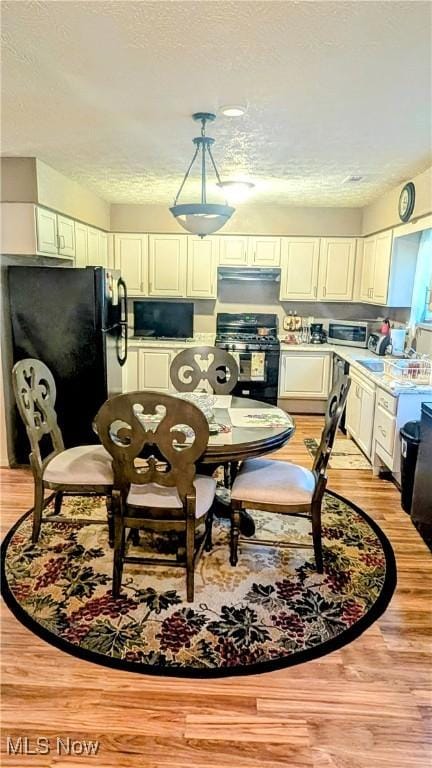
top-left (398, 182), bottom-right (415, 222)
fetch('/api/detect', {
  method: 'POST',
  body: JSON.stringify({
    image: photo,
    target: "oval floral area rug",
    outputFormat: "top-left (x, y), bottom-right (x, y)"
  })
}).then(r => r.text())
top-left (1, 491), bottom-right (396, 677)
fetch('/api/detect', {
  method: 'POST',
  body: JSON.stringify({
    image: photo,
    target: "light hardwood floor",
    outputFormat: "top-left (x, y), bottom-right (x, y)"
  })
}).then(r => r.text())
top-left (1, 416), bottom-right (431, 768)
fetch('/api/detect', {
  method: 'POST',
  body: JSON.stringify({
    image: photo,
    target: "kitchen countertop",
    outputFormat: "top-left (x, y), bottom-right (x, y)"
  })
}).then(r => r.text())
top-left (127, 334), bottom-right (431, 397)
top-left (128, 333), bottom-right (215, 349)
top-left (280, 339), bottom-right (432, 397)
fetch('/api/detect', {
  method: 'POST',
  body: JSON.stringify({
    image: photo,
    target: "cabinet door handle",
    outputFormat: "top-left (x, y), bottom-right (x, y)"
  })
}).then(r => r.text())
top-left (314, 286), bottom-right (317, 297)
top-left (379, 398), bottom-right (389, 410)
top-left (379, 426), bottom-right (387, 437)
top-left (322, 286), bottom-right (326, 297)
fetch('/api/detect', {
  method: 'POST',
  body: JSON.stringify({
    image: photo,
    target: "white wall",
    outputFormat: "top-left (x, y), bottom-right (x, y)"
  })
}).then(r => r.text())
top-left (36, 160), bottom-right (110, 230)
top-left (361, 165), bottom-right (432, 236)
top-left (110, 203), bottom-right (362, 237)
top-left (0, 157), bottom-right (111, 231)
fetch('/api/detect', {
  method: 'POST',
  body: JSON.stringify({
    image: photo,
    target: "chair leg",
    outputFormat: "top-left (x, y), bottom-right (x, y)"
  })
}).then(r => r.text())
top-left (230, 508), bottom-right (241, 566)
top-left (186, 517), bottom-right (195, 602)
top-left (224, 462), bottom-right (232, 489)
top-left (112, 514), bottom-right (125, 598)
top-left (204, 507), bottom-right (214, 552)
top-left (54, 491), bottom-right (63, 516)
top-left (106, 495), bottom-right (114, 548)
top-left (311, 502), bottom-right (324, 574)
top-left (32, 478), bottom-right (44, 544)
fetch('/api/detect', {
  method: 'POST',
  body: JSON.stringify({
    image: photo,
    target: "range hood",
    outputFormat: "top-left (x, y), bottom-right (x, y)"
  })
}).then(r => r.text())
top-left (218, 267), bottom-right (281, 282)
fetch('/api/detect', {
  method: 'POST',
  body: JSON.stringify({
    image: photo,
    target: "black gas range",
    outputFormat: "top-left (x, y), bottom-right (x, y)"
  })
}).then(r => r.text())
top-left (215, 313), bottom-right (280, 404)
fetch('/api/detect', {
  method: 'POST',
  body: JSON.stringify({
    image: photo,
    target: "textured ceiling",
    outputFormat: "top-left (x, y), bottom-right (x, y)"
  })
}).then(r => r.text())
top-left (1, 1), bottom-right (431, 207)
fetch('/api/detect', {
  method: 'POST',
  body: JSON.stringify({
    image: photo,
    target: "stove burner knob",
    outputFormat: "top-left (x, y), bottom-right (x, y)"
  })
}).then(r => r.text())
top-left (245, 343), bottom-right (249, 351)
top-left (230, 344), bottom-right (236, 351)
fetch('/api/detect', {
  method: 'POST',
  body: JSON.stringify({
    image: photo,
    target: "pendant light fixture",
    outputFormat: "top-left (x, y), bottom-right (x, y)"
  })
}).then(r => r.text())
top-left (170, 112), bottom-right (235, 238)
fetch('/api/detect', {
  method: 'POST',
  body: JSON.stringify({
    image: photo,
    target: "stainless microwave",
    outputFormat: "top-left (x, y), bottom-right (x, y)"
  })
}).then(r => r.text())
top-left (327, 320), bottom-right (374, 348)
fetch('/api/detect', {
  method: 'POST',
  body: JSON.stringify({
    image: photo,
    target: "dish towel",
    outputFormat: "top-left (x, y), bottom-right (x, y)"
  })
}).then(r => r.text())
top-left (251, 352), bottom-right (265, 381)
top-left (231, 351), bottom-right (241, 370)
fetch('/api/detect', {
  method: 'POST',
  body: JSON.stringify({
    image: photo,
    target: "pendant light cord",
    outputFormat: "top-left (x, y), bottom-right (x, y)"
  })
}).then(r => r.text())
top-left (172, 113), bottom-right (229, 207)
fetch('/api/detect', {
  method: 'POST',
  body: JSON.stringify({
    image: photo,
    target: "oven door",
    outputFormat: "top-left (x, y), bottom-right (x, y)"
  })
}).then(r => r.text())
top-left (232, 350), bottom-right (280, 405)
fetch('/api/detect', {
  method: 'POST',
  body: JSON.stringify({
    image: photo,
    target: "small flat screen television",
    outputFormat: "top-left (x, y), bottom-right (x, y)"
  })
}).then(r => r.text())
top-left (133, 301), bottom-right (194, 339)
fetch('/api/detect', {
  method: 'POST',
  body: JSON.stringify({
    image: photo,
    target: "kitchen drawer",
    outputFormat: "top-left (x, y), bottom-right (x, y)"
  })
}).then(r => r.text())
top-left (376, 387), bottom-right (397, 415)
top-left (374, 405), bottom-right (396, 455)
top-left (374, 439), bottom-right (397, 472)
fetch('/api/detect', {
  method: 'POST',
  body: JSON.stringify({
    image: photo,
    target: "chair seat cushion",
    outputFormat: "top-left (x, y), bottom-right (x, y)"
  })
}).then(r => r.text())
top-left (231, 458), bottom-right (316, 505)
top-left (127, 475), bottom-right (217, 519)
top-left (43, 445), bottom-right (113, 486)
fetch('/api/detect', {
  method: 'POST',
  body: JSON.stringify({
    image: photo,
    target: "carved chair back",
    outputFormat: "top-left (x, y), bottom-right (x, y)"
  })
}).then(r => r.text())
top-left (312, 375), bottom-right (351, 480)
top-left (95, 392), bottom-right (209, 504)
top-left (12, 358), bottom-right (64, 474)
top-left (170, 346), bottom-right (239, 394)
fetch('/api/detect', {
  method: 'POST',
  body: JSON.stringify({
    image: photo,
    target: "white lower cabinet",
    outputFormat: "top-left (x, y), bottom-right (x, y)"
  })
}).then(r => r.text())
top-left (123, 348), bottom-right (140, 392)
top-left (372, 388), bottom-right (426, 479)
top-left (139, 349), bottom-right (173, 392)
top-left (346, 371), bottom-right (376, 458)
top-left (279, 351), bottom-right (331, 398)
top-left (123, 347), bottom-right (182, 393)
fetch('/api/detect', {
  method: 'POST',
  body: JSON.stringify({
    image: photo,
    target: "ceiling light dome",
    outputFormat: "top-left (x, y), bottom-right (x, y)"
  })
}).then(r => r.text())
top-left (170, 112), bottom-right (235, 238)
top-left (220, 104), bottom-right (247, 117)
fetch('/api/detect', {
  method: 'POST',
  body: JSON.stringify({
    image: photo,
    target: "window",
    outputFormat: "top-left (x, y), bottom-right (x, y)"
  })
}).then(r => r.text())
top-left (410, 229), bottom-right (432, 327)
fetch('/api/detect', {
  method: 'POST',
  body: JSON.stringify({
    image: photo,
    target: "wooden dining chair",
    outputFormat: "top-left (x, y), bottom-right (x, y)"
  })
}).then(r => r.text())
top-left (170, 346), bottom-right (239, 394)
top-left (229, 376), bottom-right (351, 572)
top-left (95, 391), bottom-right (217, 602)
top-left (12, 358), bottom-right (113, 544)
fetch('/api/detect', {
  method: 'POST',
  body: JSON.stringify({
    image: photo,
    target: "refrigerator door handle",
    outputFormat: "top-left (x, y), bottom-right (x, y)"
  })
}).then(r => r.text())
top-left (118, 278), bottom-right (128, 324)
top-left (117, 277), bottom-right (128, 366)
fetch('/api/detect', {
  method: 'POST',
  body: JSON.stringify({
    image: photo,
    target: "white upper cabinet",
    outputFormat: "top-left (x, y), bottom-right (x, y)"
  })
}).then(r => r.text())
top-left (114, 234), bottom-right (148, 295)
top-left (372, 231), bottom-right (393, 304)
top-left (279, 238), bottom-right (320, 301)
top-left (35, 207), bottom-right (58, 255)
top-left (186, 236), bottom-right (219, 298)
top-left (148, 235), bottom-right (187, 297)
top-left (359, 231), bottom-right (392, 305)
top-left (87, 227), bottom-right (100, 265)
top-left (57, 214), bottom-right (75, 258)
top-left (98, 232), bottom-right (109, 268)
top-left (248, 236), bottom-right (280, 266)
top-left (74, 222), bottom-right (88, 268)
top-left (358, 230), bottom-right (415, 307)
top-left (86, 228), bottom-right (110, 267)
top-left (359, 236), bottom-right (376, 302)
top-left (218, 236), bottom-right (249, 265)
top-left (318, 238), bottom-right (356, 301)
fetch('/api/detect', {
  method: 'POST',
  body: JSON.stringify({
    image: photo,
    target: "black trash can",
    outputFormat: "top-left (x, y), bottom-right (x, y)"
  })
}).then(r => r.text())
top-left (400, 421), bottom-right (421, 513)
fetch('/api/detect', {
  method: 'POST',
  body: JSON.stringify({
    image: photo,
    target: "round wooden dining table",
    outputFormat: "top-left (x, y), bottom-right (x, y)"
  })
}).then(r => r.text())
top-left (198, 396), bottom-right (295, 536)
top-left (200, 395), bottom-right (295, 465)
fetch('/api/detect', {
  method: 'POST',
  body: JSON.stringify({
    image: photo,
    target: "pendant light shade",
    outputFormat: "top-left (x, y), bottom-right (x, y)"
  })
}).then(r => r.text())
top-left (170, 113), bottom-right (235, 238)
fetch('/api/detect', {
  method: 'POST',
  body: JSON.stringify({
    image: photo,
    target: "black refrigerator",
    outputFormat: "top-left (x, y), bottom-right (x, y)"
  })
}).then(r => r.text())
top-left (8, 266), bottom-right (128, 464)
